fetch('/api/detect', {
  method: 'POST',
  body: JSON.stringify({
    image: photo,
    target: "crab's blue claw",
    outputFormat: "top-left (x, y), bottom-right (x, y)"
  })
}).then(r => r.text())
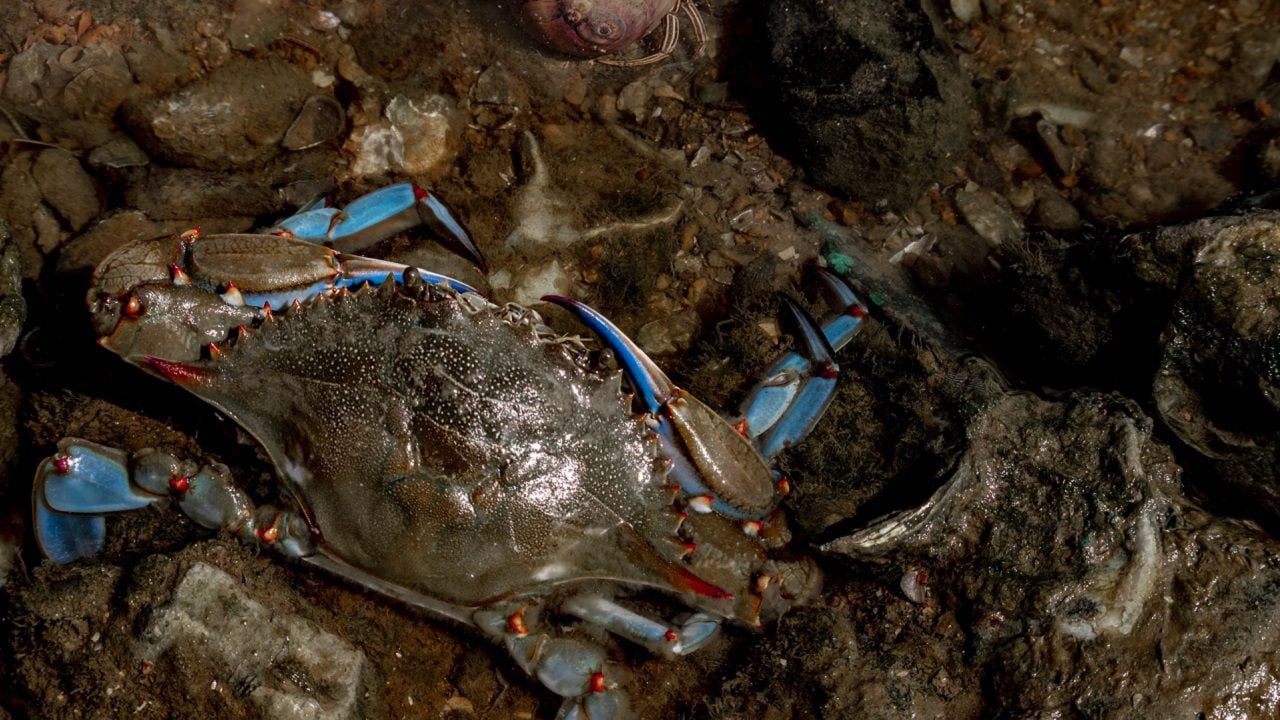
top-left (413, 188), bottom-right (488, 273)
top-left (269, 206), bottom-right (341, 242)
top-left (757, 299), bottom-right (840, 460)
top-left (34, 440), bottom-right (163, 564)
top-left (542, 295), bottom-right (675, 414)
top-left (39, 442), bottom-right (159, 514)
top-left (812, 267), bottom-right (869, 350)
top-left (34, 503), bottom-right (104, 565)
top-left (739, 269), bottom-right (867, 456)
top-left (739, 354), bottom-right (809, 448)
top-left (272, 182), bottom-right (487, 271)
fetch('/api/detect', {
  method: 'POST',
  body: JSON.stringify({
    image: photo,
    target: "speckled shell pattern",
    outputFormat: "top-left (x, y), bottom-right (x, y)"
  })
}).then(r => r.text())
top-left (175, 280), bottom-right (722, 608)
top-left (518, 0), bottom-right (677, 57)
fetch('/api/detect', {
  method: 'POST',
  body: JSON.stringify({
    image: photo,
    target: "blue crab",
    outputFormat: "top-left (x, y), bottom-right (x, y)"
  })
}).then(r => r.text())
top-left (32, 183), bottom-right (867, 719)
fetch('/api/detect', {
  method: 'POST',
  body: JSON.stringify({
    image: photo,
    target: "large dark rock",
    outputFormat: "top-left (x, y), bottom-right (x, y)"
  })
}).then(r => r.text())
top-left (0, 223), bottom-right (25, 360)
top-left (714, 391), bottom-right (1280, 718)
top-left (1155, 211), bottom-right (1280, 527)
top-left (754, 0), bottom-right (971, 209)
top-left (0, 223), bottom-right (21, 499)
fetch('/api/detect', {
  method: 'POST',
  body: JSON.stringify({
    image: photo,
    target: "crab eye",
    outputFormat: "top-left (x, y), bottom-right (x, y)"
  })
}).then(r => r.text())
top-left (124, 294), bottom-right (145, 318)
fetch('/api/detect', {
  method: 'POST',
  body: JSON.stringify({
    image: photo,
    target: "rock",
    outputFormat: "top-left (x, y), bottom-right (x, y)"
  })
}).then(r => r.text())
top-left (793, 391), bottom-right (1280, 718)
top-left (637, 310), bottom-right (700, 355)
top-left (1029, 190), bottom-right (1081, 231)
top-left (31, 150), bottom-right (100, 232)
top-left (31, 203), bottom-right (63, 255)
top-left (2, 540), bottom-right (386, 719)
top-left (138, 562), bottom-right (365, 720)
top-left (471, 63), bottom-right (527, 108)
top-left (0, 371), bottom-right (18, 501)
top-left (756, 0), bottom-right (971, 209)
top-left (954, 187), bottom-right (1023, 246)
top-left (123, 168), bottom-right (280, 220)
top-left (387, 95), bottom-right (458, 176)
top-left (0, 224), bottom-right (23, 499)
top-left (498, 259), bottom-right (571, 307)
top-left (561, 72), bottom-right (589, 107)
top-left (346, 95), bottom-right (459, 178)
top-left (281, 95), bottom-right (346, 151)
top-left (86, 136), bottom-right (150, 172)
top-left (122, 36), bottom-right (195, 92)
top-left (0, 153), bottom-right (52, 278)
top-left (2, 42), bottom-right (135, 119)
top-left (950, 0), bottom-right (981, 23)
top-left (617, 77), bottom-right (654, 121)
top-left (0, 223), bottom-right (26, 359)
top-left (1154, 211), bottom-right (1280, 527)
top-left (1, 42), bottom-right (62, 109)
top-left (58, 45), bottom-right (136, 118)
top-left (227, 0), bottom-right (285, 51)
top-left (123, 58), bottom-right (314, 170)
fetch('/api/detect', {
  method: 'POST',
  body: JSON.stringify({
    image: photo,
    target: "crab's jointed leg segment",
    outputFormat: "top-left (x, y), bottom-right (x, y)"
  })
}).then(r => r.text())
top-left (39, 440), bottom-right (159, 514)
top-left (35, 440), bottom-right (160, 564)
top-left (476, 602), bottom-right (630, 720)
top-left (175, 232), bottom-right (479, 310)
top-left (270, 182), bottom-right (486, 270)
top-left (35, 439), bottom-right (315, 565)
top-left (562, 594), bottom-right (721, 658)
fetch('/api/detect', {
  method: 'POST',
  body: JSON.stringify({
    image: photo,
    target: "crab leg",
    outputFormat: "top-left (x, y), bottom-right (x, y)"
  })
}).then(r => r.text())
top-left (544, 296), bottom-right (780, 521)
top-left (35, 438), bottom-right (314, 564)
top-left (270, 182), bottom-right (486, 270)
top-left (180, 233), bottom-right (479, 309)
top-left (475, 602), bottom-right (630, 720)
top-left (562, 594), bottom-right (721, 658)
top-left (542, 295), bottom-right (736, 515)
top-left (738, 269), bottom-right (868, 457)
top-left (542, 296), bottom-right (674, 412)
top-left (35, 440), bottom-right (159, 563)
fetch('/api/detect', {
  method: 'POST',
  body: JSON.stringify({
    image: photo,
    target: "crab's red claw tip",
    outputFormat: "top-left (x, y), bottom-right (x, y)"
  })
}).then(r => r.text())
top-left (143, 356), bottom-right (216, 385)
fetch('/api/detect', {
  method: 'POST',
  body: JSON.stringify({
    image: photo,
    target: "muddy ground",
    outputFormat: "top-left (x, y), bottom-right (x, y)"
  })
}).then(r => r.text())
top-left (2, 0), bottom-right (1280, 718)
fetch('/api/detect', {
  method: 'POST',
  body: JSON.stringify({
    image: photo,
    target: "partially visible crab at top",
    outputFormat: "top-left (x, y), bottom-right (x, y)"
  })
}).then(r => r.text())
top-left (32, 181), bottom-right (869, 719)
top-left (518, 0), bottom-right (707, 66)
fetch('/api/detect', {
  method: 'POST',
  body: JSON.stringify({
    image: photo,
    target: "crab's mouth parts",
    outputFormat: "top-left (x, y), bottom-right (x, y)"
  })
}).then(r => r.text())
top-left (96, 283), bottom-right (264, 366)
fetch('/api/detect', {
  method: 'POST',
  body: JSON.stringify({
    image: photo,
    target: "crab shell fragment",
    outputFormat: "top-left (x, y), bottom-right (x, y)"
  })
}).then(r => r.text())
top-left (518, 0), bottom-right (678, 58)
